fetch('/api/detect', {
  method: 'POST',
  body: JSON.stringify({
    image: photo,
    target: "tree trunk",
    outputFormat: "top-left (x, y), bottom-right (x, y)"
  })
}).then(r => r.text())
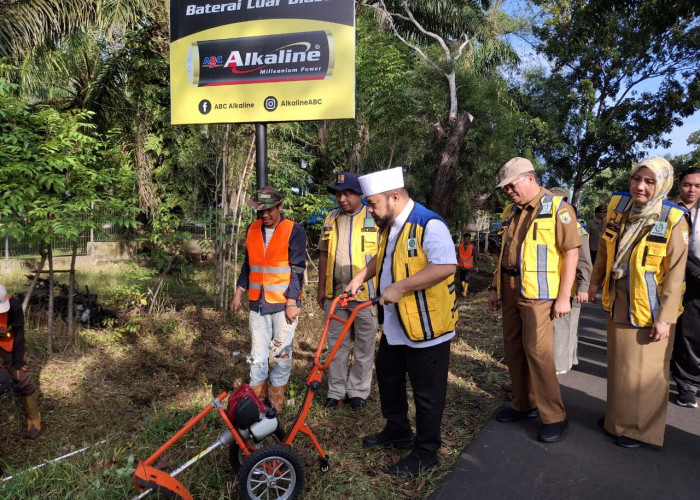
top-left (134, 104), bottom-right (156, 214)
top-left (67, 240), bottom-right (78, 339)
top-left (23, 247), bottom-right (47, 314)
top-left (217, 125), bottom-right (231, 310)
top-left (227, 135), bottom-right (256, 306)
top-left (148, 253), bottom-right (176, 314)
top-left (428, 111), bottom-right (474, 220)
top-left (47, 244), bottom-right (54, 354)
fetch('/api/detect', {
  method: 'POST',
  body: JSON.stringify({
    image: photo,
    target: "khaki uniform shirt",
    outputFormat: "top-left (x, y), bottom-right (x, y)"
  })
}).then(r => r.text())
top-left (502, 187), bottom-right (582, 270)
top-left (587, 217), bottom-right (605, 252)
top-left (590, 211), bottom-right (689, 324)
top-left (317, 211), bottom-right (354, 297)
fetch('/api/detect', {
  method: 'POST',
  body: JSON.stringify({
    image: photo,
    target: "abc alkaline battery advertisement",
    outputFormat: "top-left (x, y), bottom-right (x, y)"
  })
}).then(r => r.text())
top-left (170, 0), bottom-right (355, 124)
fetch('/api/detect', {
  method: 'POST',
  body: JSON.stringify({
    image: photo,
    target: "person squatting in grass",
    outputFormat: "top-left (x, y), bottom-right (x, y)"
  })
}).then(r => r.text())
top-left (317, 172), bottom-right (379, 411)
top-left (0, 284), bottom-right (42, 439)
top-left (230, 187), bottom-right (306, 413)
top-left (345, 166), bottom-right (457, 478)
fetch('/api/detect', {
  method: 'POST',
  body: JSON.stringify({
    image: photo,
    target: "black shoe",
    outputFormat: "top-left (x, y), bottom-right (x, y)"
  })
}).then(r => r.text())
top-left (496, 407), bottom-right (539, 423)
top-left (597, 417), bottom-right (614, 437)
top-left (349, 397), bottom-right (366, 411)
top-left (388, 452), bottom-right (438, 477)
top-left (537, 420), bottom-right (568, 442)
top-left (323, 398), bottom-right (340, 409)
top-left (616, 436), bottom-right (643, 448)
top-left (362, 430), bottom-right (415, 449)
top-left (677, 391), bottom-right (698, 408)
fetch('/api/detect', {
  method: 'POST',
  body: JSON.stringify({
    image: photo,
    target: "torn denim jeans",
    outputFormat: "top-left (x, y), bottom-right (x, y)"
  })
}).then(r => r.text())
top-left (248, 309), bottom-right (298, 387)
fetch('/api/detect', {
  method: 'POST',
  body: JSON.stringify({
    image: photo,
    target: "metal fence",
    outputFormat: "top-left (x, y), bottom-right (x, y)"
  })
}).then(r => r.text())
top-left (2, 210), bottom-right (224, 258)
top-left (2, 223), bottom-right (139, 258)
top-left (2, 233), bottom-right (89, 258)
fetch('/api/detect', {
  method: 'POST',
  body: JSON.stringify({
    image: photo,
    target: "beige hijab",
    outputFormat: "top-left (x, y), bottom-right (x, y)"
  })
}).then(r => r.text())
top-left (612, 157), bottom-right (674, 279)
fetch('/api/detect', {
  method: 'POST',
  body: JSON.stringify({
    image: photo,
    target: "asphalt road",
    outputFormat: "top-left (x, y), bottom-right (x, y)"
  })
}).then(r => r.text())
top-left (430, 301), bottom-right (700, 500)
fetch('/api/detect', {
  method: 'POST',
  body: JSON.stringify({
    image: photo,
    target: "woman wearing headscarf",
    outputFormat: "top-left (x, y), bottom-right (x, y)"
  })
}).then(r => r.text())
top-left (588, 157), bottom-right (689, 448)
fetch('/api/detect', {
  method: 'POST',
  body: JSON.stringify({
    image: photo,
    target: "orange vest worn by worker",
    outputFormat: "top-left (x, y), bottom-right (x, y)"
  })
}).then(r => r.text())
top-left (246, 219), bottom-right (297, 304)
top-left (0, 294), bottom-right (14, 352)
top-left (458, 243), bottom-right (474, 269)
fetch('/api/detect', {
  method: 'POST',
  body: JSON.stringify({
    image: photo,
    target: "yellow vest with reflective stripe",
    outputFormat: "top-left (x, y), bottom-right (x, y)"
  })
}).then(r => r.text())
top-left (321, 205), bottom-right (378, 301)
top-left (496, 194), bottom-right (565, 299)
top-left (375, 203), bottom-right (457, 342)
top-left (601, 192), bottom-right (687, 327)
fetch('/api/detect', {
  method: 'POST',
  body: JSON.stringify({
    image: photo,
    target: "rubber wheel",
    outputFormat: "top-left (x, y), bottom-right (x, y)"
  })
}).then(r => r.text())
top-left (229, 426), bottom-right (286, 472)
top-left (237, 445), bottom-right (304, 500)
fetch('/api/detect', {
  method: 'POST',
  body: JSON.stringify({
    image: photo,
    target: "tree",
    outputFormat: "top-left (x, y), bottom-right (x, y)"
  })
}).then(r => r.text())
top-left (526, 0), bottom-right (700, 204)
top-left (360, 0), bottom-right (518, 219)
top-left (0, 0), bottom-right (159, 58)
top-left (0, 65), bottom-right (138, 349)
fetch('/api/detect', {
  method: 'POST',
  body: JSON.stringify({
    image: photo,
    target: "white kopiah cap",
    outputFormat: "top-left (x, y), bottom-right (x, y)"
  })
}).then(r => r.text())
top-left (359, 167), bottom-right (404, 197)
top-left (0, 285), bottom-right (9, 314)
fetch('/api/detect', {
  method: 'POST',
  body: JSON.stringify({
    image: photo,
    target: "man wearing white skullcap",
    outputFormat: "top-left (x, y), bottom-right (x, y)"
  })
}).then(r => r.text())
top-left (346, 167), bottom-right (457, 477)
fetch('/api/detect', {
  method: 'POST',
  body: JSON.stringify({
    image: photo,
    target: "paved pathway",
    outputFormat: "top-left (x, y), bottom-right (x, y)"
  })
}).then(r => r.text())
top-left (430, 301), bottom-right (700, 500)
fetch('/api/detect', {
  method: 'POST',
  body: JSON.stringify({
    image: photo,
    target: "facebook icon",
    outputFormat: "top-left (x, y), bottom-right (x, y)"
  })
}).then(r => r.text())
top-left (198, 100), bottom-right (212, 115)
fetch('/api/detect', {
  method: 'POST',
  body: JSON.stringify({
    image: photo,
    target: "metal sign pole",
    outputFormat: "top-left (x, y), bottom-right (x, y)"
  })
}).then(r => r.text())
top-left (255, 123), bottom-right (268, 189)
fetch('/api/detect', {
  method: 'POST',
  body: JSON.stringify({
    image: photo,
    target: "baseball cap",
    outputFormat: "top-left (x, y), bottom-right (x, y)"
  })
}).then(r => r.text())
top-left (496, 157), bottom-right (535, 188)
top-left (0, 285), bottom-right (9, 314)
top-left (248, 186), bottom-right (284, 211)
top-left (327, 172), bottom-right (362, 195)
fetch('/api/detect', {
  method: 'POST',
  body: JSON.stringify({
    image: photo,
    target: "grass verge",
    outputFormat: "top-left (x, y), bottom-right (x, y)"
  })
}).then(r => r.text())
top-left (0, 257), bottom-right (508, 499)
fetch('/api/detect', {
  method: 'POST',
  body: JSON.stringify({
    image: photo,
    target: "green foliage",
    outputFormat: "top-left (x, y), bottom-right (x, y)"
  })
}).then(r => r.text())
top-left (0, 64), bottom-right (139, 248)
top-left (525, 0), bottom-right (700, 201)
top-left (111, 264), bottom-right (156, 308)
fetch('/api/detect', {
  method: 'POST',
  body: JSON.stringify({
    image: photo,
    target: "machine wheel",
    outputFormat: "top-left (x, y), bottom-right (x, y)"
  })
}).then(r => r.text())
top-left (237, 445), bottom-right (304, 500)
top-left (229, 426), bottom-right (286, 472)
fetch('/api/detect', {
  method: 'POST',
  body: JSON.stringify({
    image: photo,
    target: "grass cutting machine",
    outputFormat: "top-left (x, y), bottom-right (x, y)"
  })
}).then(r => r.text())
top-left (131, 291), bottom-right (376, 500)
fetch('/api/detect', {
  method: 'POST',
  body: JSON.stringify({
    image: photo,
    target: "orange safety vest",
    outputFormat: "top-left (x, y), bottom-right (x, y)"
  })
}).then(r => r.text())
top-left (246, 219), bottom-right (297, 304)
top-left (0, 294), bottom-right (14, 352)
top-left (458, 243), bottom-right (474, 269)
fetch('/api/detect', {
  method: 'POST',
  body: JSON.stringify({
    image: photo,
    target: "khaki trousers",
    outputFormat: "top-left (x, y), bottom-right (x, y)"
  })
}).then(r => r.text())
top-left (324, 301), bottom-right (378, 400)
top-left (501, 275), bottom-right (566, 423)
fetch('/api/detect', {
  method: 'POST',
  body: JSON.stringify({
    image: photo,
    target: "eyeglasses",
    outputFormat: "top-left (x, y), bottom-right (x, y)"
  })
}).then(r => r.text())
top-left (500, 175), bottom-right (528, 193)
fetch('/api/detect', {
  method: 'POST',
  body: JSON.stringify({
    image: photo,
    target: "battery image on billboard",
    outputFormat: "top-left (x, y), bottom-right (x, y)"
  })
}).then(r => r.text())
top-left (187, 31), bottom-right (335, 87)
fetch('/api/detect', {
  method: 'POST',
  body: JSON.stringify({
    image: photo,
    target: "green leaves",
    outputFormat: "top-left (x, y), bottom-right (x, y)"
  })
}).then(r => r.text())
top-left (0, 67), bottom-right (139, 247)
top-left (526, 0), bottom-right (700, 201)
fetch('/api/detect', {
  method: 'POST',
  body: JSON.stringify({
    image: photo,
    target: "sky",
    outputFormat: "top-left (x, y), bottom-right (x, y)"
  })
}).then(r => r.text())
top-left (501, 0), bottom-right (698, 159)
top-left (647, 111), bottom-right (699, 158)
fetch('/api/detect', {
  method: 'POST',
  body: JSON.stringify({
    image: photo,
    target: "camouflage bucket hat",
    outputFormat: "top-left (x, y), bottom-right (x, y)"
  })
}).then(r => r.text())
top-left (248, 186), bottom-right (284, 211)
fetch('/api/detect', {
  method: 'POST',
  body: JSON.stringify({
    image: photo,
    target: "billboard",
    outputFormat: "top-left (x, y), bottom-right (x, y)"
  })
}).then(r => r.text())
top-left (169, 0), bottom-right (356, 124)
